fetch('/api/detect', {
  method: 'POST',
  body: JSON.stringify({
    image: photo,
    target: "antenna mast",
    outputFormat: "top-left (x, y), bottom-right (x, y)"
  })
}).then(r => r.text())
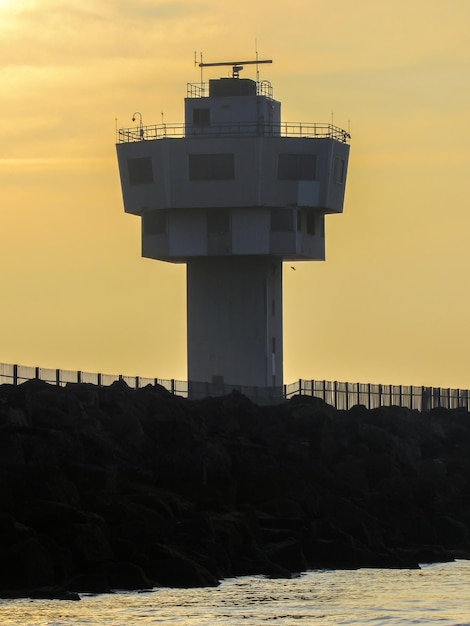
top-left (195, 51), bottom-right (204, 89)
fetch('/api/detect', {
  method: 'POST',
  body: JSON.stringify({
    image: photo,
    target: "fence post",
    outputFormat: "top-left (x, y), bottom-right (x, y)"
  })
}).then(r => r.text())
top-left (171, 379), bottom-right (175, 395)
top-left (77, 371), bottom-right (82, 384)
top-left (379, 384), bottom-right (382, 407)
top-left (283, 384), bottom-right (287, 399)
top-left (426, 387), bottom-right (430, 410)
top-left (135, 376), bottom-right (140, 390)
top-left (35, 366), bottom-right (40, 380)
top-left (56, 369), bottom-right (60, 386)
top-left (334, 380), bottom-right (338, 409)
top-left (345, 381), bottom-right (349, 410)
top-left (298, 379), bottom-right (302, 395)
top-left (98, 373), bottom-right (102, 387)
top-left (13, 364), bottom-right (18, 386)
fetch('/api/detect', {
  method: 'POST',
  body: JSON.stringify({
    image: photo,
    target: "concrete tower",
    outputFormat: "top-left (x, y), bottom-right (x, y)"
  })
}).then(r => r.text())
top-left (116, 59), bottom-right (350, 399)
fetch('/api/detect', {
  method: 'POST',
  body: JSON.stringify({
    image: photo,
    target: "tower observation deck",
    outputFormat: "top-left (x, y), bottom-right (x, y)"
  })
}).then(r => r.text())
top-left (116, 59), bottom-right (350, 398)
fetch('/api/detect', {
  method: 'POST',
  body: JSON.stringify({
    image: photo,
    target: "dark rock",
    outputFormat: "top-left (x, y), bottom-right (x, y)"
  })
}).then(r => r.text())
top-left (147, 544), bottom-right (218, 587)
top-left (68, 522), bottom-right (114, 563)
top-left (69, 566), bottom-right (110, 594)
top-left (29, 586), bottom-right (81, 601)
top-left (106, 561), bottom-right (152, 591)
top-left (0, 537), bottom-right (56, 590)
top-left (0, 512), bottom-right (33, 546)
top-left (263, 536), bottom-right (308, 573)
top-left (1, 380), bottom-right (470, 599)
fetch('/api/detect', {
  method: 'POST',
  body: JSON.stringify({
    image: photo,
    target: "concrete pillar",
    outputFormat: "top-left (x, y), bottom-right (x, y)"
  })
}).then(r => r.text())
top-left (187, 256), bottom-right (283, 389)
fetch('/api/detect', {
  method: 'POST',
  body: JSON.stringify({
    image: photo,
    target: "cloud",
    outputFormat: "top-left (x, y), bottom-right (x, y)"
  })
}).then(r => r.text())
top-left (0, 1), bottom-right (210, 69)
top-left (100, 0), bottom-right (202, 21)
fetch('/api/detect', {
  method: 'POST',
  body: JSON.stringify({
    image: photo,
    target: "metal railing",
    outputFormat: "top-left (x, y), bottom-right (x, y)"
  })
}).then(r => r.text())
top-left (0, 362), bottom-right (468, 411)
top-left (186, 80), bottom-right (274, 99)
top-left (116, 121), bottom-right (350, 144)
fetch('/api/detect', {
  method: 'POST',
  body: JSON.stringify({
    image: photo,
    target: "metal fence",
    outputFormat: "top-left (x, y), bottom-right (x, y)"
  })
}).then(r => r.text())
top-left (0, 363), bottom-right (283, 404)
top-left (284, 380), bottom-right (470, 411)
top-left (116, 121), bottom-right (351, 144)
top-left (0, 362), bottom-right (468, 411)
top-left (0, 362), bottom-right (186, 396)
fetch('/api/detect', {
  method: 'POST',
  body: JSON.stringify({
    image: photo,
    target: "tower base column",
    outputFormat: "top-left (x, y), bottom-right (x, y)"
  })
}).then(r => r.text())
top-left (187, 256), bottom-right (283, 392)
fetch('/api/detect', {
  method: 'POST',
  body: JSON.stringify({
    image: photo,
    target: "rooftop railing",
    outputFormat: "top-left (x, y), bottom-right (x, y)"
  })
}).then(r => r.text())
top-left (186, 80), bottom-right (273, 99)
top-left (116, 122), bottom-right (351, 144)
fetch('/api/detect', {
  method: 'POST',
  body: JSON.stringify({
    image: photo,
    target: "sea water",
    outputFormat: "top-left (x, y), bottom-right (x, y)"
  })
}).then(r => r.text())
top-left (1, 560), bottom-right (469, 625)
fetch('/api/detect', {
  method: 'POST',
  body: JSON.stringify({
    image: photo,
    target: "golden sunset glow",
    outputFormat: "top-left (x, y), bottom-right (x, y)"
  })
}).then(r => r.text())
top-left (0, 0), bottom-right (469, 388)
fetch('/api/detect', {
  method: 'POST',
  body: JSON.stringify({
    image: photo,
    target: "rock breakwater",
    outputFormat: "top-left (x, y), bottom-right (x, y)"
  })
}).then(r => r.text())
top-left (1, 379), bottom-right (469, 599)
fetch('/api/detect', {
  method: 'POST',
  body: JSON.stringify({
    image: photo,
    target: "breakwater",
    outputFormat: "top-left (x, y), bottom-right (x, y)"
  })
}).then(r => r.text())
top-left (0, 379), bottom-right (469, 600)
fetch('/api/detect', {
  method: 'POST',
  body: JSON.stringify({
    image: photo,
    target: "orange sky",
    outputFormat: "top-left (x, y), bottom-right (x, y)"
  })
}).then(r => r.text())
top-left (1, 0), bottom-right (469, 388)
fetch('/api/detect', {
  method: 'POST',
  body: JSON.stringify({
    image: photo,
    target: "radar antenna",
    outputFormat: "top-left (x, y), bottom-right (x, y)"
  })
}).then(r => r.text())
top-left (199, 58), bottom-right (272, 79)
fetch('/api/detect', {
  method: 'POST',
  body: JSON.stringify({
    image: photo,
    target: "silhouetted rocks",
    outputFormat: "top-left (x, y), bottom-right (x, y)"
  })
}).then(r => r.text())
top-left (1, 379), bottom-right (470, 599)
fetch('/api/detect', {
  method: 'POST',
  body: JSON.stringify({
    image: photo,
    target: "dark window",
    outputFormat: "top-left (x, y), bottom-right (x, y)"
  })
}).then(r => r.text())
top-left (143, 210), bottom-right (166, 235)
top-left (271, 209), bottom-right (294, 232)
top-left (189, 154), bottom-right (234, 181)
top-left (193, 108), bottom-right (210, 126)
top-left (278, 154), bottom-right (316, 180)
top-left (207, 209), bottom-right (230, 234)
top-left (306, 211), bottom-right (316, 235)
top-left (127, 157), bottom-right (153, 185)
top-left (334, 157), bottom-right (346, 183)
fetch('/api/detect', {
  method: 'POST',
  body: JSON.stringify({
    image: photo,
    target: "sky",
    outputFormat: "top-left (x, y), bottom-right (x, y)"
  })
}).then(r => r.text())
top-left (0, 0), bottom-right (469, 388)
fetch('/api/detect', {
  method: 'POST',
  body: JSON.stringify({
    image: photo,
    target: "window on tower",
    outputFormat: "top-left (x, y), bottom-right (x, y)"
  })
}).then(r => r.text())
top-left (189, 154), bottom-right (235, 181)
top-left (127, 157), bottom-right (154, 185)
top-left (334, 157), bottom-right (346, 184)
top-left (143, 210), bottom-right (167, 235)
top-left (207, 209), bottom-right (230, 234)
top-left (306, 211), bottom-right (316, 235)
top-left (278, 154), bottom-right (316, 181)
top-left (193, 108), bottom-right (210, 126)
top-left (271, 209), bottom-right (294, 232)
